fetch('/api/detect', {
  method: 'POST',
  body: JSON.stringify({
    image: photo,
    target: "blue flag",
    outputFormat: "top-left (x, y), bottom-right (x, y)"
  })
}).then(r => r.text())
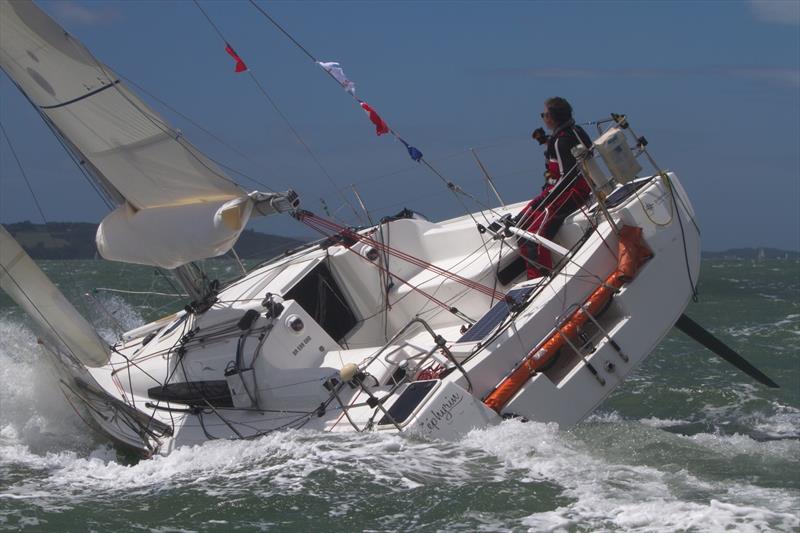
top-left (400, 138), bottom-right (423, 162)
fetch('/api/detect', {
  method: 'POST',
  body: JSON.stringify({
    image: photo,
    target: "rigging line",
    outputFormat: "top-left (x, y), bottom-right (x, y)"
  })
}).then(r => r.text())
top-left (300, 216), bottom-right (475, 319)
top-left (327, 144), bottom-right (486, 195)
top-left (247, 0), bottom-right (318, 62)
top-left (2, 74), bottom-right (114, 210)
top-left (94, 287), bottom-right (186, 298)
top-left (0, 264), bottom-right (103, 366)
top-left (301, 213), bottom-right (502, 301)
top-left (245, 71), bottom-right (364, 222)
top-left (117, 73), bottom-right (252, 161)
top-left (192, 0), bottom-right (363, 224)
top-left (413, 243), bottom-right (503, 319)
top-left (247, 0), bottom-right (494, 225)
top-left (471, 147), bottom-right (505, 207)
top-left (64, 33), bottom-right (246, 197)
top-left (0, 122), bottom-right (48, 224)
top-left (332, 139), bottom-right (530, 194)
top-left (422, 159), bottom-right (504, 224)
top-left (310, 212), bottom-right (500, 299)
top-left (116, 73), bottom-right (276, 192)
top-left (668, 177), bottom-right (699, 302)
top-left (326, 225), bottom-right (498, 305)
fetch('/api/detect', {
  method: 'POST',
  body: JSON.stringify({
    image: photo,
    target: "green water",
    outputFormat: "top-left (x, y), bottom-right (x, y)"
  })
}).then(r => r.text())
top-left (1, 259), bottom-right (798, 531)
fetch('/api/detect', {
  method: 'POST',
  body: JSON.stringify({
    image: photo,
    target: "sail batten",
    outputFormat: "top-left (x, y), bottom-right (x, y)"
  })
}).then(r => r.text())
top-left (39, 79), bottom-right (121, 110)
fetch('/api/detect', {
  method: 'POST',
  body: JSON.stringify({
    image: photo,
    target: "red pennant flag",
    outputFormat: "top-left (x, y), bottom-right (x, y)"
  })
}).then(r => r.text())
top-left (360, 102), bottom-right (390, 136)
top-left (224, 43), bottom-right (248, 73)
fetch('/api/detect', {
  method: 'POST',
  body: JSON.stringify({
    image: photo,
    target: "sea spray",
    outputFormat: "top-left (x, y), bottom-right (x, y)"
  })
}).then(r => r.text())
top-left (0, 260), bottom-right (798, 531)
top-left (0, 316), bottom-right (95, 456)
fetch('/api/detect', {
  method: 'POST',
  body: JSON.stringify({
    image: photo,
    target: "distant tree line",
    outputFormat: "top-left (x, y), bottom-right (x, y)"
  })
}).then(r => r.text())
top-left (4, 222), bottom-right (304, 260)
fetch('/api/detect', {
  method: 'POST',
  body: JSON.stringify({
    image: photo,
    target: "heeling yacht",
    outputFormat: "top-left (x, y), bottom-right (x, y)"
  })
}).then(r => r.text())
top-left (1, 1), bottom-right (771, 458)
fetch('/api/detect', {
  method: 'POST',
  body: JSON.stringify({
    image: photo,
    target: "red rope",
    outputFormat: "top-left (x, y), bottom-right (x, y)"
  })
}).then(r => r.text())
top-left (298, 211), bottom-right (506, 302)
top-left (299, 215), bottom-right (463, 314)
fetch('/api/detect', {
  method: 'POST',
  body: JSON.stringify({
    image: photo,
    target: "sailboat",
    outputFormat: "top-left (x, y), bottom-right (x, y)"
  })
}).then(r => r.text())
top-left (0, 0), bottom-right (777, 457)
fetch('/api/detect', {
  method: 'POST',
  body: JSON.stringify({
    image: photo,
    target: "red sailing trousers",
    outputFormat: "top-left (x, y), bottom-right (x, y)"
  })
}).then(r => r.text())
top-left (518, 178), bottom-right (591, 279)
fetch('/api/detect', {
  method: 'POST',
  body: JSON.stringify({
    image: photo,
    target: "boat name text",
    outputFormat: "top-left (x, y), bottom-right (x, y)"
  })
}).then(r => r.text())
top-left (425, 392), bottom-right (464, 433)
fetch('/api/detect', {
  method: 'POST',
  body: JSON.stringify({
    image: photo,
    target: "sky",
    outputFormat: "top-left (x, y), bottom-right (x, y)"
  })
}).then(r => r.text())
top-left (1, 0), bottom-right (798, 251)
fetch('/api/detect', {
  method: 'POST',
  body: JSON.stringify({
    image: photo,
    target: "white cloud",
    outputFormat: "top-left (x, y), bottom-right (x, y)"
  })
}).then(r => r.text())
top-left (720, 67), bottom-right (800, 88)
top-left (51, 1), bottom-right (119, 26)
top-left (481, 66), bottom-right (800, 88)
top-left (749, 0), bottom-right (800, 25)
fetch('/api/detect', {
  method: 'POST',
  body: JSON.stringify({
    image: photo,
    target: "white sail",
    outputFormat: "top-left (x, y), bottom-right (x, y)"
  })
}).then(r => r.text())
top-left (0, 0), bottom-right (294, 268)
top-left (0, 225), bottom-right (109, 367)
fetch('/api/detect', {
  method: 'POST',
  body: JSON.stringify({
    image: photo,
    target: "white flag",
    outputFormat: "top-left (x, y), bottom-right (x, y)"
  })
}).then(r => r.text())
top-left (317, 61), bottom-right (356, 95)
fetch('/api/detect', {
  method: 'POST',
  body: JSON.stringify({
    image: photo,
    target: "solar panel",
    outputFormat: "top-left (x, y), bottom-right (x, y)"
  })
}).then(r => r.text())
top-left (456, 286), bottom-right (533, 343)
top-left (378, 380), bottom-right (438, 426)
top-left (602, 178), bottom-right (650, 208)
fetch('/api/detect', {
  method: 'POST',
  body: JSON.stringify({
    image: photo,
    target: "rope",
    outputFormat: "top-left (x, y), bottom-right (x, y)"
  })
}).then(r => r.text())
top-left (94, 287), bottom-right (186, 297)
top-left (246, 0), bottom-right (499, 225)
top-left (116, 73), bottom-right (277, 192)
top-left (62, 29), bottom-right (247, 200)
top-left (2, 74), bottom-right (114, 210)
top-left (0, 122), bottom-right (47, 223)
top-left (192, 0), bottom-right (364, 224)
top-left (297, 211), bottom-right (505, 302)
top-left (247, 0), bottom-right (318, 62)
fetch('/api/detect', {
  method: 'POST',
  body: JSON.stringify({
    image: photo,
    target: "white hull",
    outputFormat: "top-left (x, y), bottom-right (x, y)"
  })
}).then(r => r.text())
top-left (0, 0), bottom-right (706, 458)
top-left (46, 173), bottom-right (700, 456)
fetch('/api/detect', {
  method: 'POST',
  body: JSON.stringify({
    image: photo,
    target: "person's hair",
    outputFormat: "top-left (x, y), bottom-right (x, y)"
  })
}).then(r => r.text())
top-left (545, 97), bottom-right (573, 124)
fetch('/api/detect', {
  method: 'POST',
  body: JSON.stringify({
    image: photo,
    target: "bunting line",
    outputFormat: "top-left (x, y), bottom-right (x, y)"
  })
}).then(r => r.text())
top-left (247, 0), bottom-right (425, 165)
top-left (191, 0), bottom-right (365, 224)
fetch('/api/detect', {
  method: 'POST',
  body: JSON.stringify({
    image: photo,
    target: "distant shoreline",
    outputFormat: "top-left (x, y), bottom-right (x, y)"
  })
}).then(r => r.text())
top-left (3, 221), bottom-right (798, 261)
top-left (4, 221), bottom-right (303, 260)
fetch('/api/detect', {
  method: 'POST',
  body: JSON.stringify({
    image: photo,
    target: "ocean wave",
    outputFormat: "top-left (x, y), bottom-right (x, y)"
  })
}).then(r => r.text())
top-left (1, 273), bottom-right (798, 532)
top-left (0, 319), bottom-right (96, 456)
top-left (471, 421), bottom-right (799, 532)
top-left (1, 410), bottom-right (798, 531)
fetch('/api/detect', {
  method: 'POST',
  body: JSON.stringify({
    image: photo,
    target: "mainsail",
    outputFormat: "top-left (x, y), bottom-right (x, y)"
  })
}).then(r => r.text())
top-left (0, 0), bottom-right (296, 269)
top-left (0, 225), bottom-right (109, 367)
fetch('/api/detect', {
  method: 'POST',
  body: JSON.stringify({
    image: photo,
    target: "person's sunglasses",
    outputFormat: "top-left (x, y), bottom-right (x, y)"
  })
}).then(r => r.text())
top-left (540, 111), bottom-right (549, 118)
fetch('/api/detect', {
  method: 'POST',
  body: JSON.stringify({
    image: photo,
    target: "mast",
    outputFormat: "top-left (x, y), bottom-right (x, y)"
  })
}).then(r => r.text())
top-left (172, 263), bottom-right (217, 309)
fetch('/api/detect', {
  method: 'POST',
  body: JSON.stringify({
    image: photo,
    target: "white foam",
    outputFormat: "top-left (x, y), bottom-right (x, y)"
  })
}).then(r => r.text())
top-left (0, 412), bottom-right (797, 531)
top-left (0, 317), bottom-right (95, 455)
top-left (638, 417), bottom-right (692, 428)
top-left (754, 402), bottom-right (800, 438)
top-left (1, 305), bottom-right (797, 531)
top-left (85, 293), bottom-right (146, 343)
top-left (463, 420), bottom-right (799, 532)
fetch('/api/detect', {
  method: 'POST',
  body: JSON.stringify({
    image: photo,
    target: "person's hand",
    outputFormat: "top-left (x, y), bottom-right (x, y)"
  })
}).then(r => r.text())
top-left (532, 127), bottom-right (548, 145)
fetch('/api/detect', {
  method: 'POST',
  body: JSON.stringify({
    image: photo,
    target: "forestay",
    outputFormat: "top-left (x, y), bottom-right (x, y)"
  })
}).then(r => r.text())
top-left (0, 0), bottom-right (293, 268)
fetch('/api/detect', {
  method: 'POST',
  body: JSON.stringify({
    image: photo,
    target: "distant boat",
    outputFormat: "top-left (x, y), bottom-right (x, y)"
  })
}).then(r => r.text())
top-left (0, 0), bottom-right (777, 456)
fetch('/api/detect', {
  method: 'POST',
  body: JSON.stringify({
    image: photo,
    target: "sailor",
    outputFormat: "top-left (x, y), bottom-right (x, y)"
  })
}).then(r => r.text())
top-left (519, 97), bottom-right (592, 279)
